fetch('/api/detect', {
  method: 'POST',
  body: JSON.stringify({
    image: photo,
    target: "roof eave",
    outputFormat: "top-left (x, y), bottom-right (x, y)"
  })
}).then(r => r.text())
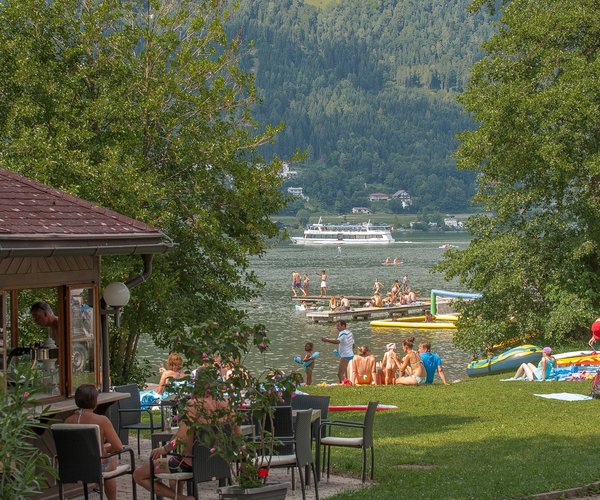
top-left (0, 234), bottom-right (175, 258)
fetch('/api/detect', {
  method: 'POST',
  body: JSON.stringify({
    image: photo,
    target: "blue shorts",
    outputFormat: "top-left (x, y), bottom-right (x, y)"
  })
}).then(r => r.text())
top-left (343, 356), bottom-right (353, 361)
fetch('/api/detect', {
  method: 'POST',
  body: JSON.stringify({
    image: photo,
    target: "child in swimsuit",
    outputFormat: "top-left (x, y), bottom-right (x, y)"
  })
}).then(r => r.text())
top-left (302, 342), bottom-right (316, 385)
top-left (382, 343), bottom-right (400, 385)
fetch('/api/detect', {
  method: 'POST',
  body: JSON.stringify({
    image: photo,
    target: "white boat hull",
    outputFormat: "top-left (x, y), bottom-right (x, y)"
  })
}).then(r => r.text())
top-left (290, 237), bottom-right (394, 245)
top-left (291, 218), bottom-right (395, 245)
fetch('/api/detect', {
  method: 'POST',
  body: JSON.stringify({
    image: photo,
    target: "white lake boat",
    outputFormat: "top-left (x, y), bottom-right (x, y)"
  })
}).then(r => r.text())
top-left (290, 218), bottom-right (395, 245)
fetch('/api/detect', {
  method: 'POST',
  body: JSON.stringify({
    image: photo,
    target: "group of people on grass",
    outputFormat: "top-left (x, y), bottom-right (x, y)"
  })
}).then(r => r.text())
top-left (316, 320), bottom-right (449, 386)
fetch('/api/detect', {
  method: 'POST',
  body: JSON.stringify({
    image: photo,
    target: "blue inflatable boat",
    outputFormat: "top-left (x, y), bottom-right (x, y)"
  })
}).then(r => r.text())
top-left (466, 344), bottom-right (542, 377)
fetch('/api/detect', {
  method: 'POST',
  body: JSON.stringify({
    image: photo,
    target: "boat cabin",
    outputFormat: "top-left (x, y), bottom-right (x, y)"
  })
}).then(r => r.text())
top-left (0, 168), bottom-right (172, 401)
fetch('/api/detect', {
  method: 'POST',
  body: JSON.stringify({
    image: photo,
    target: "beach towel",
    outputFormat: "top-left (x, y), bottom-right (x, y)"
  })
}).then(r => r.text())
top-left (140, 389), bottom-right (171, 409)
top-left (533, 393), bottom-right (593, 401)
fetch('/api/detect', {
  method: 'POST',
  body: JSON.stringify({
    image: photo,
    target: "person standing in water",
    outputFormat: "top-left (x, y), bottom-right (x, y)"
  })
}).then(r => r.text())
top-left (291, 271), bottom-right (302, 297)
top-left (302, 273), bottom-right (310, 296)
top-left (401, 273), bottom-right (410, 292)
top-left (317, 270), bottom-right (328, 296)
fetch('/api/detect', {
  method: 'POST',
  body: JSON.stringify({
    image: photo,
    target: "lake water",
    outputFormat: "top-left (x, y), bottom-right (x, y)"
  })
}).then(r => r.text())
top-left (139, 231), bottom-right (474, 383)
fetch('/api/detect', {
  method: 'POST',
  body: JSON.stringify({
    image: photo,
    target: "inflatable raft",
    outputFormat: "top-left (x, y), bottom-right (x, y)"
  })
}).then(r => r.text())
top-left (466, 344), bottom-right (542, 377)
top-left (554, 350), bottom-right (600, 367)
top-left (371, 314), bottom-right (458, 329)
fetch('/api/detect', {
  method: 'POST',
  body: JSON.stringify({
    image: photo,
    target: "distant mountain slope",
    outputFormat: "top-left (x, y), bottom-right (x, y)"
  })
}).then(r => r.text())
top-left (228, 0), bottom-right (495, 213)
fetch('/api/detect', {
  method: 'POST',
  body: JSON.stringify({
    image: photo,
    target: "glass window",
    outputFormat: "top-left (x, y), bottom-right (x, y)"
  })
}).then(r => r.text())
top-left (69, 288), bottom-right (96, 389)
top-left (25, 292), bottom-right (61, 398)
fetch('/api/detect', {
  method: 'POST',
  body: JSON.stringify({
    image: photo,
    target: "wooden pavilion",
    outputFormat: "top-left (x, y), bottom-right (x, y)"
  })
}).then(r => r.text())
top-left (0, 167), bottom-right (173, 402)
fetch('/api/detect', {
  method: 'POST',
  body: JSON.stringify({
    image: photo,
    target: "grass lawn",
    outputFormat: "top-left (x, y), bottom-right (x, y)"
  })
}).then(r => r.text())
top-left (305, 376), bottom-right (598, 499)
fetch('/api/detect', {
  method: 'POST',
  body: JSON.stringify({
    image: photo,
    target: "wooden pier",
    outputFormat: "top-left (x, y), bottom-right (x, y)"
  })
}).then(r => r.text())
top-left (304, 302), bottom-right (430, 323)
top-left (291, 295), bottom-right (371, 306)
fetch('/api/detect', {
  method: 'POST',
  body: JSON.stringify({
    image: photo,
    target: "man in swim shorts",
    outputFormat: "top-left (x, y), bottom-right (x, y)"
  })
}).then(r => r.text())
top-left (321, 320), bottom-right (355, 383)
top-left (291, 271), bottom-right (302, 297)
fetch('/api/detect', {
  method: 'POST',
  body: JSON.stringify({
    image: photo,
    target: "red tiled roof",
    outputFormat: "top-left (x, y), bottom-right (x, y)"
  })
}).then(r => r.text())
top-left (0, 168), bottom-right (173, 257)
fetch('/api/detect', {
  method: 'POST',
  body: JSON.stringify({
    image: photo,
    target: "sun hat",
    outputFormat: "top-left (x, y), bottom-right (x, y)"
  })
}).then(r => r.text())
top-left (542, 346), bottom-right (552, 354)
top-left (386, 343), bottom-right (396, 350)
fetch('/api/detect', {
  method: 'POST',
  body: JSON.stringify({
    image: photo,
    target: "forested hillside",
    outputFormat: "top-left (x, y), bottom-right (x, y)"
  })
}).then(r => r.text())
top-left (228, 0), bottom-right (495, 214)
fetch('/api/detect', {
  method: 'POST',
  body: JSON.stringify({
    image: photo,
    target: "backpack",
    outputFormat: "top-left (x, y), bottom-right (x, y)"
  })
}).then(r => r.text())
top-left (590, 371), bottom-right (600, 399)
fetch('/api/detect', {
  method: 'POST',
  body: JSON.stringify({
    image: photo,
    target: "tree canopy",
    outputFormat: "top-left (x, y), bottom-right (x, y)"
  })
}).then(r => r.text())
top-left (0, 0), bottom-right (287, 382)
top-left (435, 0), bottom-right (600, 353)
top-left (226, 0), bottom-right (495, 213)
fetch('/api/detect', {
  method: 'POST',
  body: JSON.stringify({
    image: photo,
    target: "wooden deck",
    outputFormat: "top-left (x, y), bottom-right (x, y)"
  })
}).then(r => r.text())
top-left (291, 295), bottom-right (371, 305)
top-left (305, 302), bottom-right (430, 323)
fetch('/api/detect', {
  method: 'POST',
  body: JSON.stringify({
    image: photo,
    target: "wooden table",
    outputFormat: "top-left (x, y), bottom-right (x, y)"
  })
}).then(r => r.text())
top-left (32, 391), bottom-right (129, 418)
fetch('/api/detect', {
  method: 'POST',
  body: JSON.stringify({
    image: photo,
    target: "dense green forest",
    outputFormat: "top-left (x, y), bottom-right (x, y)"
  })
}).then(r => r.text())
top-left (227, 0), bottom-right (495, 214)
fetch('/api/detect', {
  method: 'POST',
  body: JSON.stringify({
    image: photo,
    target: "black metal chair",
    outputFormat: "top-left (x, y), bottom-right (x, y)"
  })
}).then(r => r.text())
top-left (114, 383), bottom-right (163, 455)
top-left (319, 401), bottom-right (378, 483)
top-left (291, 394), bottom-right (330, 439)
top-left (51, 423), bottom-right (137, 499)
top-left (254, 409), bottom-right (317, 500)
top-left (291, 393), bottom-right (330, 481)
top-left (150, 435), bottom-right (231, 500)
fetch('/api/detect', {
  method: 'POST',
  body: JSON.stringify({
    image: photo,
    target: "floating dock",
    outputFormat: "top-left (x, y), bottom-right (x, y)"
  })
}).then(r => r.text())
top-left (305, 303), bottom-right (430, 323)
top-left (291, 295), bottom-right (371, 306)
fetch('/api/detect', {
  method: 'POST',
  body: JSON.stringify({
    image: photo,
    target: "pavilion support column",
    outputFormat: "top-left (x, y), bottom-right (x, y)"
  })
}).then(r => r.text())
top-left (101, 297), bottom-right (110, 392)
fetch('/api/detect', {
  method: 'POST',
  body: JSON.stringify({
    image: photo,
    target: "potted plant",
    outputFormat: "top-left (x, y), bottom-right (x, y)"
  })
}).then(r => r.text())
top-left (168, 321), bottom-right (302, 499)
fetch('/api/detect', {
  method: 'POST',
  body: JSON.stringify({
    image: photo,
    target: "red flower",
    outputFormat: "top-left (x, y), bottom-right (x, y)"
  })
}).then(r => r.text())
top-left (258, 468), bottom-right (269, 478)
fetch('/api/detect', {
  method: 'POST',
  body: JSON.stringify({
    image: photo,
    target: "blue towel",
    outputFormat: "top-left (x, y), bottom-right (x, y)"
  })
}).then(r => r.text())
top-left (140, 390), bottom-right (168, 409)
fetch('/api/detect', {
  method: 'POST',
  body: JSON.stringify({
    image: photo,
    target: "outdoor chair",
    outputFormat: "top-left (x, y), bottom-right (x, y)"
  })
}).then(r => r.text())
top-left (291, 393), bottom-right (330, 438)
top-left (254, 409), bottom-right (318, 500)
top-left (51, 423), bottom-right (137, 500)
top-left (319, 400), bottom-right (378, 483)
top-left (150, 436), bottom-right (231, 500)
top-left (114, 383), bottom-right (163, 455)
